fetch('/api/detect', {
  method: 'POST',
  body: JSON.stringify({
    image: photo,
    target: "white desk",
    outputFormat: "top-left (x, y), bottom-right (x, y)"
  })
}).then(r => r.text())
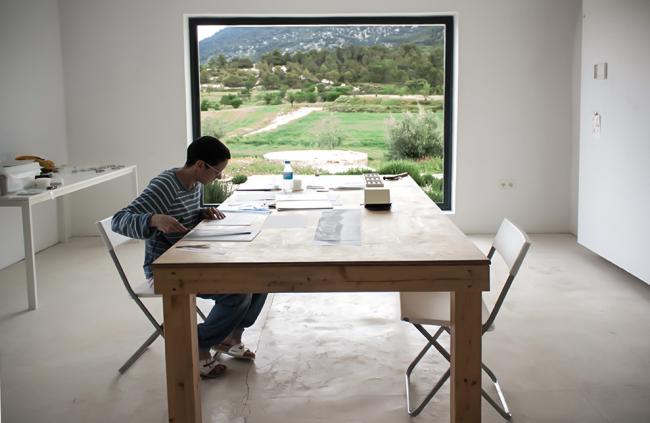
top-left (0, 165), bottom-right (138, 310)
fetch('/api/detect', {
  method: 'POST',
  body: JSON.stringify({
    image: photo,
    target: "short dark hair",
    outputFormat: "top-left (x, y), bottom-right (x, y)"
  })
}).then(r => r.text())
top-left (185, 136), bottom-right (230, 166)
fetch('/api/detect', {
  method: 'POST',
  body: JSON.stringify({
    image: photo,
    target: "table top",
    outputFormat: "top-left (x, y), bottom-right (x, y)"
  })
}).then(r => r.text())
top-left (0, 165), bottom-right (136, 206)
top-left (154, 175), bottom-right (487, 268)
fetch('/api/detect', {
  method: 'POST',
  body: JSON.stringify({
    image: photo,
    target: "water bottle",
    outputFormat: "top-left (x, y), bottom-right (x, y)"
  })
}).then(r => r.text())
top-left (282, 160), bottom-right (293, 192)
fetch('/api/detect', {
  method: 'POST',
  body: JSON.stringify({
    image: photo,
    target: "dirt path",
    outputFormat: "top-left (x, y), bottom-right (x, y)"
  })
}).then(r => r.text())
top-left (246, 106), bottom-right (322, 136)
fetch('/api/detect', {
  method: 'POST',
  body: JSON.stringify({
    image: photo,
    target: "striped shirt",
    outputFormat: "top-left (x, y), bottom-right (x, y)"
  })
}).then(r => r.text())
top-left (112, 169), bottom-right (203, 278)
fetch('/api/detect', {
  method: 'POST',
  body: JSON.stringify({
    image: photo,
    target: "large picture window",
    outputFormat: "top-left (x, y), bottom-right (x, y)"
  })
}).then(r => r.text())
top-left (189, 16), bottom-right (454, 210)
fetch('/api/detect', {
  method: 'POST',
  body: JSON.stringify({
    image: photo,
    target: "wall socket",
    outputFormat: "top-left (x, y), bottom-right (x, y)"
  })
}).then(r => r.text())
top-left (499, 179), bottom-right (516, 189)
top-left (592, 112), bottom-right (601, 138)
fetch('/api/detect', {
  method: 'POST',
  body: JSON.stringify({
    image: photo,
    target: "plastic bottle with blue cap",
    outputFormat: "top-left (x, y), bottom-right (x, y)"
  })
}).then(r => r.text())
top-left (282, 160), bottom-right (293, 193)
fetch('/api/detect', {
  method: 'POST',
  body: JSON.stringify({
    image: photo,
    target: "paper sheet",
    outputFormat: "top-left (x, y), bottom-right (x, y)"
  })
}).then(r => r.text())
top-left (276, 200), bottom-right (333, 211)
top-left (203, 212), bottom-right (258, 226)
top-left (275, 192), bottom-right (330, 202)
top-left (314, 209), bottom-right (362, 245)
top-left (184, 226), bottom-right (260, 242)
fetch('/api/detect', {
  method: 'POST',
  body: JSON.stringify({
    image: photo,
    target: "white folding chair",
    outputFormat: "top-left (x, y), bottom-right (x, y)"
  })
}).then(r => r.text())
top-left (96, 217), bottom-right (207, 374)
top-left (400, 218), bottom-right (530, 419)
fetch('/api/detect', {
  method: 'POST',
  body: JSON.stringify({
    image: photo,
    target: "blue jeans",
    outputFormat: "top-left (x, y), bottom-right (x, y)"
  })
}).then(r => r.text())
top-left (196, 293), bottom-right (267, 350)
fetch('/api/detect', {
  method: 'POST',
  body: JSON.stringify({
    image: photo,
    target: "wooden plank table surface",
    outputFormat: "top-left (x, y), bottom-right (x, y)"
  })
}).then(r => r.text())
top-left (153, 175), bottom-right (489, 423)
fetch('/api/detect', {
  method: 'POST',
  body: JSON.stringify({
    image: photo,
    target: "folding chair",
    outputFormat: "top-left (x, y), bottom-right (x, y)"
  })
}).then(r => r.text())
top-left (96, 217), bottom-right (207, 374)
top-left (400, 218), bottom-right (530, 419)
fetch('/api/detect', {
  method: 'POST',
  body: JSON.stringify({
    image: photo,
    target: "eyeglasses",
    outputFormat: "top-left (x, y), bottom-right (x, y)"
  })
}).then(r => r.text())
top-left (204, 162), bottom-right (222, 179)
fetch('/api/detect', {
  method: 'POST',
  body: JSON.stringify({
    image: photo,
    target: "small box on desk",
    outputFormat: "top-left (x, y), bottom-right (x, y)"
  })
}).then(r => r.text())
top-left (0, 161), bottom-right (40, 194)
top-left (364, 187), bottom-right (391, 210)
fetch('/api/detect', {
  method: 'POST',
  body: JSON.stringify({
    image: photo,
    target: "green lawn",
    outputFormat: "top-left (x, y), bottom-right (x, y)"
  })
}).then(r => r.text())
top-left (202, 104), bottom-right (292, 137)
top-left (223, 110), bottom-right (443, 170)
top-left (200, 91), bottom-right (446, 203)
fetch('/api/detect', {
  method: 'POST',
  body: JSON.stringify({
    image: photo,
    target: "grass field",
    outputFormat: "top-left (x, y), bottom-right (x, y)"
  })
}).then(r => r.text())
top-left (206, 109), bottom-right (444, 171)
top-left (201, 104), bottom-right (291, 137)
top-left (200, 96), bottom-right (445, 202)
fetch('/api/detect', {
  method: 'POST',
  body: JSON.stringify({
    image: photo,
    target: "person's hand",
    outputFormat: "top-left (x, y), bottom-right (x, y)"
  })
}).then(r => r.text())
top-left (150, 214), bottom-right (188, 234)
top-left (203, 207), bottom-right (225, 220)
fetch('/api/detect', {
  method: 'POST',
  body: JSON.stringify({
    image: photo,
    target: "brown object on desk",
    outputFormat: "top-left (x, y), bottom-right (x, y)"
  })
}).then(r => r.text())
top-left (15, 155), bottom-right (57, 173)
top-left (383, 172), bottom-right (409, 180)
top-left (153, 175), bottom-right (488, 423)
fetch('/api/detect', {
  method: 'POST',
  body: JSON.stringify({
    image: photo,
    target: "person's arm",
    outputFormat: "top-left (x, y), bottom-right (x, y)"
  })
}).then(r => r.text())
top-left (112, 177), bottom-right (187, 239)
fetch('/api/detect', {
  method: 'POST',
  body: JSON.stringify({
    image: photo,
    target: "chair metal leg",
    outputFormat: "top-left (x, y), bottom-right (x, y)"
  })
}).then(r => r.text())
top-left (405, 324), bottom-right (513, 420)
top-left (196, 306), bottom-right (207, 322)
top-left (118, 299), bottom-right (205, 374)
top-left (481, 363), bottom-right (512, 420)
top-left (406, 368), bottom-right (450, 416)
top-left (119, 328), bottom-right (162, 374)
top-left (404, 326), bottom-right (446, 416)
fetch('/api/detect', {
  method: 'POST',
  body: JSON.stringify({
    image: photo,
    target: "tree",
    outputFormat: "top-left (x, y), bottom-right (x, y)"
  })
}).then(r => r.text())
top-left (200, 69), bottom-right (210, 84)
top-left (216, 54), bottom-right (227, 67)
top-left (386, 110), bottom-right (442, 160)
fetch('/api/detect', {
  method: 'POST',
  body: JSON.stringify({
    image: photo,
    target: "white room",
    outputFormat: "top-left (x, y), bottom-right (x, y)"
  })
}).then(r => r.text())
top-left (0, 0), bottom-right (648, 422)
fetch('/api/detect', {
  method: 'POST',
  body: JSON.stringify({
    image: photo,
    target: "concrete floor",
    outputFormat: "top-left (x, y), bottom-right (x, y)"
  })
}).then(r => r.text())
top-left (0, 234), bottom-right (648, 422)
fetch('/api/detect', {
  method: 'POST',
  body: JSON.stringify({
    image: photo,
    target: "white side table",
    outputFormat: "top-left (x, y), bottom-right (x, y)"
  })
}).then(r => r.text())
top-left (0, 165), bottom-right (138, 310)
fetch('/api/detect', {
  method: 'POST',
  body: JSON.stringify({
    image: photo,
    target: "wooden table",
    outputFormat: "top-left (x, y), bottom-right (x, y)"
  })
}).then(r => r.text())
top-left (0, 165), bottom-right (138, 310)
top-left (153, 175), bottom-right (489, 423)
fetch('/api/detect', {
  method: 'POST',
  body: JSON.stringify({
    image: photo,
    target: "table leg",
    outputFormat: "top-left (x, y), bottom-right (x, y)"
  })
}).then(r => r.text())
top-left (163, 293), bottom-right (201, 423)
top-left (21, 204), bottom-right (38, 310)
top-left (450, 290), bottom-right (482, 422)
top-left (57, 196), bottom-right (71, 243)
top-left (132, 166), bottom-right (139, 196)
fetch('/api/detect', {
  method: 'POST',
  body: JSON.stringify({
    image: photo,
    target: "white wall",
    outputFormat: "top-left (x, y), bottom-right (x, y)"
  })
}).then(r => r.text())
top-left (56, 0), bottom-right (582, 237)
top-left (0, 0), bottom-right (583, 269)
top-left (0, 0), bottom-right (68, 269)
top-left (578, 0), bottom-right (650, 283)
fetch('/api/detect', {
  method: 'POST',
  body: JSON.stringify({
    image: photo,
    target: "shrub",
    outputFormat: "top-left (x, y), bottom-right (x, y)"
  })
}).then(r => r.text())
top-left (201, 118), bottom-right (226, 139)
top-left (377, 160), bottom-right (425, 186)
top-left (312, 114), bottom-right (345, 149)
top-left (386, 110), bottom-right (442, 160)
top-left (230, 97), bottom-right (243, 109)
top-left (200, 99), bottom-right (220, 111)
top-left (263, 92), bottom-right (283, 105)
top-left (423, 177), bottom-right (444, 203)
top-left (203, 180), bottom-right (233, 204)
top-left (315, 131), bottom-right (344, 149)
top-left (336, 167), bottom-right (374, 175)
top-left (220, 94), bottom-right (243, 108)
top-left (231, 174), bottom-right (248, 184)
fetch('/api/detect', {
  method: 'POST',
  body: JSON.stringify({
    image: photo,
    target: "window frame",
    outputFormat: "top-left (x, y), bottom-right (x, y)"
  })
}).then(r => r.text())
top-left (188, 15), bottom-right (454, 210)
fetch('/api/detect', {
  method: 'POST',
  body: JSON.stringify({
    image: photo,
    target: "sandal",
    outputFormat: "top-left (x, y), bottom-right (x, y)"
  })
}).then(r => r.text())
top-left (215, 343), bottom-right (256, 360)
top-left (199, 356), bottom-right (227, 379)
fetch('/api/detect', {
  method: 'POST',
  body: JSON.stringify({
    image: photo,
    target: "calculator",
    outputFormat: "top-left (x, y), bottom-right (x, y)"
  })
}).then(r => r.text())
top-left (363, 173), bottom-right (384, 188)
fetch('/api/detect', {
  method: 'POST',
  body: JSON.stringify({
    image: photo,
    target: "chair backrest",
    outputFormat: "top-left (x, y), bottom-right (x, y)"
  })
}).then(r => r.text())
top-left (96, 217), bottom-right (138, 299)
top-left (483, 218), bottom-right (530, 332)
top-left (491, 218), bottom-right (530, 277)
top-left (97, 217), bottom-right (132, 251)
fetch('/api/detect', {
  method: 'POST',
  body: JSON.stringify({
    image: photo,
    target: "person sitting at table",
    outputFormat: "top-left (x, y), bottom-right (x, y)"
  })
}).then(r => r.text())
top-left (111, 135), bottom-right (267, 379)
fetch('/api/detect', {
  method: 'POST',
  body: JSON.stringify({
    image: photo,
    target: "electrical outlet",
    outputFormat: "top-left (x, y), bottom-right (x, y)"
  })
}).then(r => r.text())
top-left (499, 179), bottom-right (516, 189)
top-left (592, 112), bottom-right (601, 138)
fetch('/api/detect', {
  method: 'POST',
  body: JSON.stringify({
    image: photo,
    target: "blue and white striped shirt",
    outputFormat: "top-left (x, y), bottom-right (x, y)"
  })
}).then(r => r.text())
top-left (112, 169), bottom-right (203, 278)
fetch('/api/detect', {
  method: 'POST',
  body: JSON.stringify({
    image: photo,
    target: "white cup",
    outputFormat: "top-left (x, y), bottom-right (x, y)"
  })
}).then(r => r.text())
top-left (33, 178), bottom-right (51, 189)
top-left (292, 178), bottom-right (302, 191)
